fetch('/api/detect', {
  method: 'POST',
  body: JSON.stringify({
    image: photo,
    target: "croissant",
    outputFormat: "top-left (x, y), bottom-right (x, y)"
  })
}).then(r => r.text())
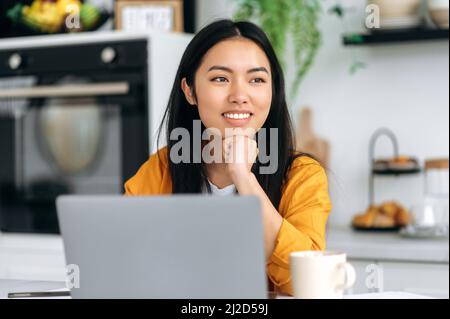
top-left (352, 201), bottom-right (411, 228)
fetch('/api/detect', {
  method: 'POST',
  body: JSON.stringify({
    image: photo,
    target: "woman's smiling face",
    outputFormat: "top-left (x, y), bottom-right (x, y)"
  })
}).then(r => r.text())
top-left (182, 37), bottom-right (273, 136)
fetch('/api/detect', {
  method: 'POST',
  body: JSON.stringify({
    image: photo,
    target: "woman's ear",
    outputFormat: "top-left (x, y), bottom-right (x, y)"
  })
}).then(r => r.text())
top-left (181, 78), bottom-right (196, 106)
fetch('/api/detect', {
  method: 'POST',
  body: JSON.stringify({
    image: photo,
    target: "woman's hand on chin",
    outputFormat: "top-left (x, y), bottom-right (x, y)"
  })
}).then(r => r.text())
top-left (222, 133), bottom-right (258, 182)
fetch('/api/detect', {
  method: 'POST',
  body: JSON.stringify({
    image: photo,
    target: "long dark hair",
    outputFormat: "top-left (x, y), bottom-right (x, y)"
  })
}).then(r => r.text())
top-left (158, 19), bottom-right (301, 208)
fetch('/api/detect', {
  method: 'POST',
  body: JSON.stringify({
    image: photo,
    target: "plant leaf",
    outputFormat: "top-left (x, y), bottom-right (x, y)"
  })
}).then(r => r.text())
top-left (232, 0), bottom-right (322, 102)
top-left (328, 4), bottom-right (344, 18)
top-left (350, 61), bottom-right (366, 74)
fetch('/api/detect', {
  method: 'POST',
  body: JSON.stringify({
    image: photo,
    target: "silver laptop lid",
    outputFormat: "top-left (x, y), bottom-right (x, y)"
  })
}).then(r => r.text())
top-left (56, 195), bottom-right (267, 299)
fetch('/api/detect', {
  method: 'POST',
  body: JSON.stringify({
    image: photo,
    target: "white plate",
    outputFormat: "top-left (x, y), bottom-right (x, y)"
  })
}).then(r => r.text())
top-left (400, 225), bottom-right (449, 238)
top-left (380, 15), bottom-right (423, 29)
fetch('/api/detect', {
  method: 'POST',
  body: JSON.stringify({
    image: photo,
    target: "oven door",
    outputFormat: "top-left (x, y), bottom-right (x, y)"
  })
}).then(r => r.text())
top-left (0, 73), bottom-right (148, 233)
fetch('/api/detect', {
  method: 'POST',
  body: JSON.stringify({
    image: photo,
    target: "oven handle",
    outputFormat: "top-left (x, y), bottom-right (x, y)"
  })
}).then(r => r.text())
top-left (0, 82), bottom-right (129, 99)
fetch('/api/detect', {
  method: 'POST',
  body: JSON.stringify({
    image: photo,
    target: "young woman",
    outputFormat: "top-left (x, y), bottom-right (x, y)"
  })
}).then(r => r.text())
top-left (124, 19), bottom-right (331, 296)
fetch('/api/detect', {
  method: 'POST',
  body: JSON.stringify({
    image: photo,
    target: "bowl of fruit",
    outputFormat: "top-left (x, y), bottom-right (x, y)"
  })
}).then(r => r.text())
top-left (7, 0), bottom-right (110, 35)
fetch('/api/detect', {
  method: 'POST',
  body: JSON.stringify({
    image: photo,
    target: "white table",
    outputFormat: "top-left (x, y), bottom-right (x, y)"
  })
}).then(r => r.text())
top-left (0, 279), bottom-right (434, 299)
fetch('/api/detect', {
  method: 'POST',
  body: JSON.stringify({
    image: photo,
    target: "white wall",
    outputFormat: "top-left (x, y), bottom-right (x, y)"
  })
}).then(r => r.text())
top-left (196, 0), bottom-right (449, 226)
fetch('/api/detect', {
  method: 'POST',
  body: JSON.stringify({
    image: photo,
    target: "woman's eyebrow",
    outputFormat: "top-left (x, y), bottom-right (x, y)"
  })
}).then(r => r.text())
top-left (207, 65), bottom-right (269, 74)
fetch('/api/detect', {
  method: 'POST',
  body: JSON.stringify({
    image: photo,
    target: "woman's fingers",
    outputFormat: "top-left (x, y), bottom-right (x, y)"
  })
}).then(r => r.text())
top-left (222, 135), bottom-right (258, 164)
top-left (223, 127), bottom-right (257, 140)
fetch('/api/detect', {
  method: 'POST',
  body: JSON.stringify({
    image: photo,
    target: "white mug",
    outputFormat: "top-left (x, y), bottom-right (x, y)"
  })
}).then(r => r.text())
top-left (289, 251), bottom-right (356, 299)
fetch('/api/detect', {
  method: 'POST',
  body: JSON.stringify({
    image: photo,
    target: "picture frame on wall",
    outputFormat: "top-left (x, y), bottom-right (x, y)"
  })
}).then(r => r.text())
top-left (115, 0), bottom-right (184, 32)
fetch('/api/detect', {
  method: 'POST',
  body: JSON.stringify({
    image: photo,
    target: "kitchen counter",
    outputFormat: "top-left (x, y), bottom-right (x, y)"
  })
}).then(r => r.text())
top-left (327, 226), bottom-right (449, 264)
top-left (1, 226), bottom-right (448, 268)
top-left (0, 232), bottom-right (64, 252)
top-left (0, 30), bottom-right (192, 50)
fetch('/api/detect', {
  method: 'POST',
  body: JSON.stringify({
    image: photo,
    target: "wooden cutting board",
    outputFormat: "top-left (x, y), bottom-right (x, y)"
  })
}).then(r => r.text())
top-left (296, 107), bottom-right (330, 167)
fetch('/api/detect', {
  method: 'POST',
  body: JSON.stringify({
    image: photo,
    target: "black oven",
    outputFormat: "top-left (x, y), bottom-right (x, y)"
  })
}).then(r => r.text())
top-left (0, 39), bottom-right (149, 233)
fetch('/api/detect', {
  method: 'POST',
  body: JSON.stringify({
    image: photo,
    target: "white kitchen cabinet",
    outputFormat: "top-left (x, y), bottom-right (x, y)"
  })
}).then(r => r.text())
top-left (344, 259), bottom-right (449, 298)
top-left (380, 261), bottom-right (449, 299)
top-left (328, 227), bottom-right (449, 298)
top-left (0, 250), bottom-right (66, 282)
top-left (0, 233), bottom-right (66, 282)
top-left (343, 260), bottom-right (376, 295)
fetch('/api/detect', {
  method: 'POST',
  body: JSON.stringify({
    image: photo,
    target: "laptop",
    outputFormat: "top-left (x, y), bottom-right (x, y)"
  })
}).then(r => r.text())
top-left (56, 195), bottom-right (268, 299)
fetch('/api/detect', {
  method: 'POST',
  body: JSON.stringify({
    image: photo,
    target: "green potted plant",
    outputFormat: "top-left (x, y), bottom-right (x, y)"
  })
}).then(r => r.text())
top-left (232, 0), bottom-right (322, 103)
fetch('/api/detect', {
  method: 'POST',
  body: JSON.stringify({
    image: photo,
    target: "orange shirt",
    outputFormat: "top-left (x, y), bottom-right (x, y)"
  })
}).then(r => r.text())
top-left (124, 147), bottom-right (332, 295)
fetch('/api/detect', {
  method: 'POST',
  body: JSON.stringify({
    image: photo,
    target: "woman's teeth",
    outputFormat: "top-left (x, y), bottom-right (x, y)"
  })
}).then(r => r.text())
top-left (223, 113), bottom-right (252, 119)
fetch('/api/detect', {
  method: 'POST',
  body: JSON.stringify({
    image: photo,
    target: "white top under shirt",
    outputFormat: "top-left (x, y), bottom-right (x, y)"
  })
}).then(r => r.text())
top-left (204, 180), bottom-right (236, 196)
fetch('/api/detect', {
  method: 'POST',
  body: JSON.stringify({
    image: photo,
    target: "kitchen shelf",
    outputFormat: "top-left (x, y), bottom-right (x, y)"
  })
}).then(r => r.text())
top-left (343, 28), bottom-right (449, 46)
top-left (372, 168), bottom-right (421, 175)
